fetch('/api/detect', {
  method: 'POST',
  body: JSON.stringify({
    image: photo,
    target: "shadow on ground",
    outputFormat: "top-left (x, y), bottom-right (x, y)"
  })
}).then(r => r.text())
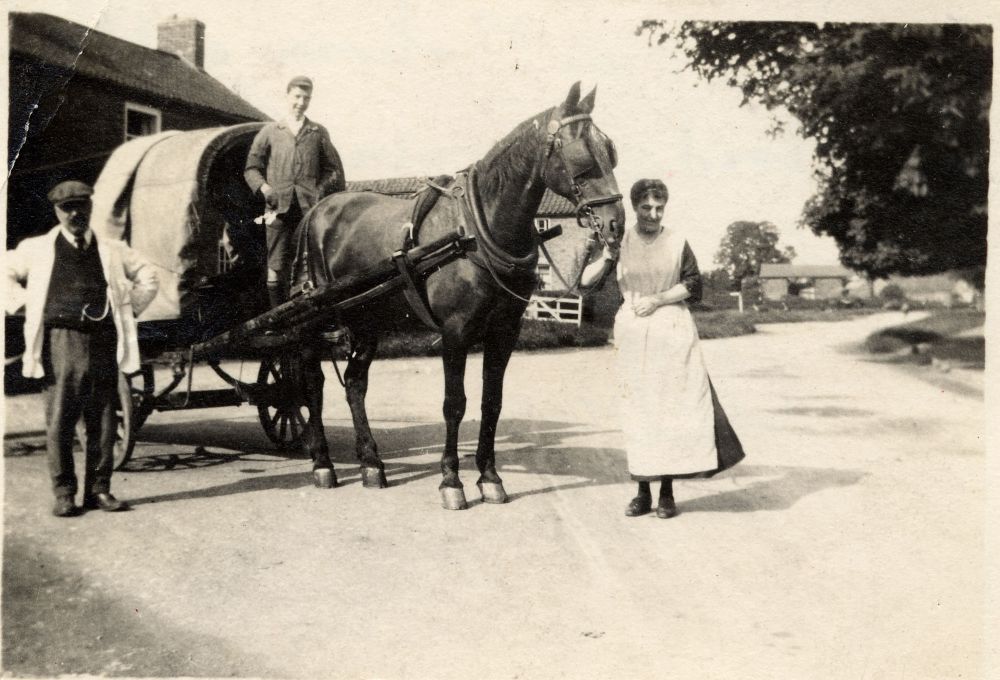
top-left (87, 417), bottom-right (868, 514)
top-left (1, 536), bottom-right (279, 678)
top-left (679, 464), bottom-right (867, 514)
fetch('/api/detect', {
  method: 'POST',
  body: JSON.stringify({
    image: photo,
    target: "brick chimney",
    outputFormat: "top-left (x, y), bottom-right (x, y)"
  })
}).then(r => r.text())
top-left (157, 15), bottom-right (205, 69)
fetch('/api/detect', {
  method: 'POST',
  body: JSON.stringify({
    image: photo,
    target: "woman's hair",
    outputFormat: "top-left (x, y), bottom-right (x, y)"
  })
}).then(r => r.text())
top-left (629, 179), bottom-right (669, 207)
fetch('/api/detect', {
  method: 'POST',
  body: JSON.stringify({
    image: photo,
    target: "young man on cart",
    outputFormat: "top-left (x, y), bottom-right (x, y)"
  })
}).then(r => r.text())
top-left (244, 76), bottom-right (344, 307)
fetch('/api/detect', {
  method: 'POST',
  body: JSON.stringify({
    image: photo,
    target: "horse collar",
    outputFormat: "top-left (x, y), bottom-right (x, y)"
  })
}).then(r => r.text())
top-left (459, 167), bottom-right (539, 279)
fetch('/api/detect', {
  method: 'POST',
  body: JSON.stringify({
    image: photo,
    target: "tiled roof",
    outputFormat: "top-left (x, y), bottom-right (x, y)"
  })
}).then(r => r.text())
top-left (536, 190), bottom-right (575, 216)
top-left (759, 263), bottom-right (854, 279)
top-left (347, 175), bottom-right (576, 216)
top-left (10, 12), bottom-right (269, 122)
top-left (346, 177), bottom-right (426, 195)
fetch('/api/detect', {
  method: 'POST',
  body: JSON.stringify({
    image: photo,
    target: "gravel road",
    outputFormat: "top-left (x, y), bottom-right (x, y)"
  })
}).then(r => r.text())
top-left (2, 312), bottom-right (988, 679)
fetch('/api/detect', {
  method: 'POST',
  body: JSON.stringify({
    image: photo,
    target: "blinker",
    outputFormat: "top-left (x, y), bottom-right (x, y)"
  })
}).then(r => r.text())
top-left (560, 138), bottom-right (596, 178)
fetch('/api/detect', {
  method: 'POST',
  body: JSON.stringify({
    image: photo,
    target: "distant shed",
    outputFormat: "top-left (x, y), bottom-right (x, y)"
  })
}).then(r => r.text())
top-left (758, 263), bottom-right (856, 300)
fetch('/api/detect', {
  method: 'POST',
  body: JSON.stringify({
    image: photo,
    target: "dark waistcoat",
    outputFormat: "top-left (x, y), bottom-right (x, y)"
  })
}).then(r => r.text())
top-left (44, 236), bottom-right (110, 330)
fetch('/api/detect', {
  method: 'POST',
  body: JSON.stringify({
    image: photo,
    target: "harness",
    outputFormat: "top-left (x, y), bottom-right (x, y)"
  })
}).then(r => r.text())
top-left (392, 175), bottom-right (465, 330)
top-left (396, 111), bottom-right (624, 313)
top-left (297, 111), bottom-right (623, 332)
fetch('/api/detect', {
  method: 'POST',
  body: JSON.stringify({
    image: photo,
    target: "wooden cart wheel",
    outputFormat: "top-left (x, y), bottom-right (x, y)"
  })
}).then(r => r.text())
top-left (257, 355), bottom-right (306, 450)
top-left (113, 371), bottom-right (137, 469)
top-left (73, 370), bottom-right (142, 470)
top-left (128, 365), bottom-right (155, 430)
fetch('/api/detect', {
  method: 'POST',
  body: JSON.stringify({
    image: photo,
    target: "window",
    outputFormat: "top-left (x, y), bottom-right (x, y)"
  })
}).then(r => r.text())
top-left (534, 218), bottom-right (550, 233)
top-left (124, 103), bottom-right (162, 141)
top-left (536, 262), bottom-right (551, 290)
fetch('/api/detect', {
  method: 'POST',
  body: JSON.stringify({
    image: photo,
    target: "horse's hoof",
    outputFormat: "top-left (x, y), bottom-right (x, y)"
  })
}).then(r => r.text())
top-left (477, 481), bottom-right (508, 504)
top-left (313, 468), bottom-right (336, 489)
top-left (440, 486), bottom-right (468, 510)
top-left (361, 466), bottom-right (388, 489)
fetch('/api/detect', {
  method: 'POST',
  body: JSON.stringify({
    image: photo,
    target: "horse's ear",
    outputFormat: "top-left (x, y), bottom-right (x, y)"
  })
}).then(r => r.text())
top-left (563, 82), bottom-right (582, 111)
top-left (579, 86), bottom-right (597, 114)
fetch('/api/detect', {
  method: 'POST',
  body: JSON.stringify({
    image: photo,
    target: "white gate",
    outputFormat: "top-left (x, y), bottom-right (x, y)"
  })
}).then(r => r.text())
top-left (523, 293), bottom-right (582, 326)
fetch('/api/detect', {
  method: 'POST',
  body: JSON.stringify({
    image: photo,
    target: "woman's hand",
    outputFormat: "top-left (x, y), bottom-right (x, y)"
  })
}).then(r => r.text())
top-left (633, 296), bottom-right (658, 317)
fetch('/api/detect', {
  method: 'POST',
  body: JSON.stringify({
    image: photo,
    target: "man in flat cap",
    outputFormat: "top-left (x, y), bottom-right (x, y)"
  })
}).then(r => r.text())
top-left (245, 76), bottom-right (345, 307)
top-left (6, 180), bottom-right (159, 517)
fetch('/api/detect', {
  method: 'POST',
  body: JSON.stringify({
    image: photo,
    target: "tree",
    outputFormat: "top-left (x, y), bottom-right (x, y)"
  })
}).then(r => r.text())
top-left (639, 21), bottom-right (990, 287)
top-left (714, 220), bottom-right (796, 282)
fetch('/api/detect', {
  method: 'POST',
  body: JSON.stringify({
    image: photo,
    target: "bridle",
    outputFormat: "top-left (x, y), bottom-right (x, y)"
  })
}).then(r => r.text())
top-left (540, 112), bottom-right (623, 248)
top-left (457, 110), bottom-right (624, 303)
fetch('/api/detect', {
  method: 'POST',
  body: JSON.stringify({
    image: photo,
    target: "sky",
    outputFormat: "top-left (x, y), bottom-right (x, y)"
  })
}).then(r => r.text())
top-left (5, 0), bottom-right (995, 267)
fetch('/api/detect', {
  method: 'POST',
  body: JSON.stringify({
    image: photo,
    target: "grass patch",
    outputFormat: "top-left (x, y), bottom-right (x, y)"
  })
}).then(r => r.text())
top-left (864, 309), bottom-right (984, 368)
top-left (375, 319), bottom-right (613, 359)
top-left (744, 307), bottom-right (882, 324)
top-left (692, 310), bottom-right (757, 339)
top-left (376, 310), bottom-right (762, 359)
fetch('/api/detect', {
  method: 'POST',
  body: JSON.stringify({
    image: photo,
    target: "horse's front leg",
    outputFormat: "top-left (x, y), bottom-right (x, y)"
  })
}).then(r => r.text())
top-left (475, 316), bottom-right (522, 504)
top-left (439, 344), bottom-right (469, 510)
top-left (301, 342), bottom-right (336, 488)
top-left (343, 333), bottom-right (387, 488)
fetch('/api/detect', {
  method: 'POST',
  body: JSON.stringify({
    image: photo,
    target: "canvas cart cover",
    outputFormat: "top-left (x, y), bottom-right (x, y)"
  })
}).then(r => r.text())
top-left (91, 123), bottom-right (268, 322)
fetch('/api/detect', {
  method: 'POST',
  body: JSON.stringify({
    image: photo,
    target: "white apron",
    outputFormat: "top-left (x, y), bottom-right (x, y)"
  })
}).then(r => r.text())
top-left (613, 227), bottom-right (717, 477)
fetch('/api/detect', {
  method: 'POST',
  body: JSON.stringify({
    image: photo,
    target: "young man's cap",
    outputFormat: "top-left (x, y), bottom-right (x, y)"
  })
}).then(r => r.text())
top-left (287, 76), bottom-right (314, 92)
top-left (48, 181), bottom-right (93, 206)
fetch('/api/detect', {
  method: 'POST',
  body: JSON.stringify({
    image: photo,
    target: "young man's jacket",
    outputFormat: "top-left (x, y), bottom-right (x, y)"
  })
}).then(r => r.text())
top-left (244, 118), bottom-right (344, 214)
top-left (6, 227), bottom-right (159, 378)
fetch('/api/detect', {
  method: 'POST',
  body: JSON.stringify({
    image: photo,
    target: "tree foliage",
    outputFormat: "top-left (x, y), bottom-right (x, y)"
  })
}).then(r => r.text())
top-left (715, 220), bottom-right (796, 282)
top-left (640, 21), bottom-right (990, 286)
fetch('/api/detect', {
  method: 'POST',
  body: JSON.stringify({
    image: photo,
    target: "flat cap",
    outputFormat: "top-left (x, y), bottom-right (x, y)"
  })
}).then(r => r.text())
top-left (47, 180), bottom-right (93, 206)
top-left (287, 75), bottom-right (314, 92)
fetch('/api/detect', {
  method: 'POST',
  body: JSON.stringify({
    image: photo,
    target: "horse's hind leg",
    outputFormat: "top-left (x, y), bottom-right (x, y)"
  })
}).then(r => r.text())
top-left (475, 315), bottom-right (522, 504)
top-left (343, 332), bottom-right (388, 488)
top-left (301, 342), bottom-right (337, 488)
top-left (439, 344), bottom-right (469, 509)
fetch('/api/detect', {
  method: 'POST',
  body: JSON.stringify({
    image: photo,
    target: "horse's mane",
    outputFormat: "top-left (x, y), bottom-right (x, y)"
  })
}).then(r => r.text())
top-left (476, 104), bottom-right (617, 200)
top-left (476, 107), bottom-right (555, 199)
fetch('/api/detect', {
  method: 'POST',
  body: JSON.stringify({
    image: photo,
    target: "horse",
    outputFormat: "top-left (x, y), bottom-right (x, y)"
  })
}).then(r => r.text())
top-left (290, 82), bottom-right (624, 509)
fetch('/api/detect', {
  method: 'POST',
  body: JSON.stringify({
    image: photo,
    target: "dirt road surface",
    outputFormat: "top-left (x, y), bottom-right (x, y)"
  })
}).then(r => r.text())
top-left (3, 312), bottom-right (988, 679)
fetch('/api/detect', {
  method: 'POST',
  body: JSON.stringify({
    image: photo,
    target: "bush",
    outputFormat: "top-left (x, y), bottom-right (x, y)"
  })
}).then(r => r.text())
top-left (879, 284), bottom-right (906, 301)
top-left (863, 309), bottom-right (985, 361)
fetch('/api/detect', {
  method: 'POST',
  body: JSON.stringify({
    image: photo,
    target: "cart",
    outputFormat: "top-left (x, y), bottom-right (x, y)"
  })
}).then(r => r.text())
top-left (87, 124), bottom-right (480, 468)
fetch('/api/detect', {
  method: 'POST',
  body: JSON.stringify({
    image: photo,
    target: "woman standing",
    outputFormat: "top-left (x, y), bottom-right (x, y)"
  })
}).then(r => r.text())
top-left (581, 179), bottom-right (745, 518)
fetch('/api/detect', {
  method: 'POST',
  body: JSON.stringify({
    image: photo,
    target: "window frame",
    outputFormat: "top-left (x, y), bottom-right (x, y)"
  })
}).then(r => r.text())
top-left (124, 102), bottom-right (163, 141)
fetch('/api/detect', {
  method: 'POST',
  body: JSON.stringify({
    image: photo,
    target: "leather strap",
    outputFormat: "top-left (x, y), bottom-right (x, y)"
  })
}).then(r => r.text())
top-left (392, 250), bottom-right (441, 331)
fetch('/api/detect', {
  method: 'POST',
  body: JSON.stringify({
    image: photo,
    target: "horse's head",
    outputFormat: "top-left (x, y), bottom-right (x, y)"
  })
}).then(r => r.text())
top-left (539, 82), bottom-right (625, 247)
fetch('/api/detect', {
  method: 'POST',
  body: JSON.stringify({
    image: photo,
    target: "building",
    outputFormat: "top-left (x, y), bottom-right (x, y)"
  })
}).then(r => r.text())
top-left (7, 12), bottom-right (269, 247)
top-left (873, 273), bottom-right (979, 308)
top-left (758, 263), bottom-right (858, 301)
top-left (345, 177), bottom-right (619, 327)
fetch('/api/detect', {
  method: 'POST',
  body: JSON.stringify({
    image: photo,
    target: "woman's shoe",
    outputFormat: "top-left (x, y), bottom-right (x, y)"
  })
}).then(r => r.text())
top-left (656, 496), bottom-right (678, 519)
top-left (625, 495), bottom-right (652, 517)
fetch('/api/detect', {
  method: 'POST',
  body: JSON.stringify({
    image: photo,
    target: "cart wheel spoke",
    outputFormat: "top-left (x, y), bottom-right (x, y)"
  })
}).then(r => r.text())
top-left (258, 357), bottom-right (304, 449)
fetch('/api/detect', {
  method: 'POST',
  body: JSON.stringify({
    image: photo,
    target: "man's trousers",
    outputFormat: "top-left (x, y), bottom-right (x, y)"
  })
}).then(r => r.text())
top-left (43, 325), bottom-right (118, 499)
